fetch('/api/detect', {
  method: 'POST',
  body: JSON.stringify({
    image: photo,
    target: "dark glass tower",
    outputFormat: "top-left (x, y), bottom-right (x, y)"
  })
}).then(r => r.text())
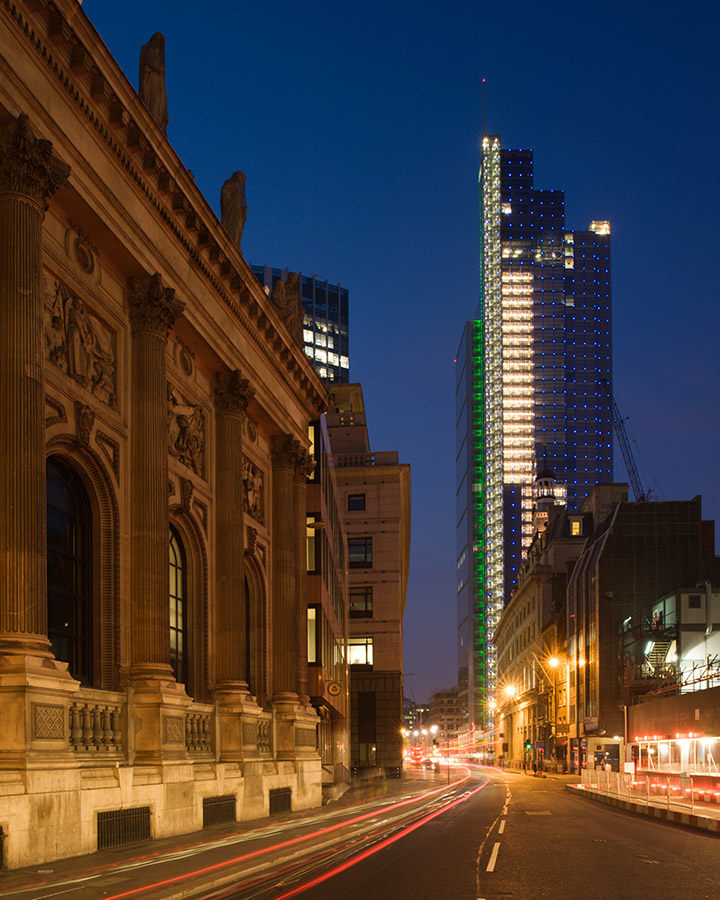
top-left (252, 265), bottom-right (350, 383)
top-left (455, 137), bottom-right (612, 735)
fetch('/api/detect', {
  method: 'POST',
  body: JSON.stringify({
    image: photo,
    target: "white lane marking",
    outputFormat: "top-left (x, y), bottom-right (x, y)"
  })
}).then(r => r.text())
top-left (498, 819), bottom-right (506, 834)
top-left (486, 841), bottom-right (501, 872)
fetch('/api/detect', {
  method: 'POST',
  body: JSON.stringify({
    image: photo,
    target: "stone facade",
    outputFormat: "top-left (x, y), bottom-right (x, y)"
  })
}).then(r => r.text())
top-left (0, 0), bottom-right (326, 868)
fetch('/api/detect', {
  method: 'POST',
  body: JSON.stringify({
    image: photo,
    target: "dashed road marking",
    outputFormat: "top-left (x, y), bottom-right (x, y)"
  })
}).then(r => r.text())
top-left (498, 819), bottom-right (506, 834)
top-left (486, 841), bottom-right (501, 872)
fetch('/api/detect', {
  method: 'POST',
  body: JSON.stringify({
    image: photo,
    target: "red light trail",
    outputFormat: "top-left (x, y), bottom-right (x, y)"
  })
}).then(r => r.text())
top-left (271, 781), bottom-right (489, 900)
top-left (101, 774), bottom-right (474, 900)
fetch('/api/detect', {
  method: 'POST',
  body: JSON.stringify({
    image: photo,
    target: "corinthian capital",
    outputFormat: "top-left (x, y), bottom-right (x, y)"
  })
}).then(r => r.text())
top-left (0, 115), bottom-right (70, 209)
top-left (294, 446), bottom-right (315, 482)
top-left (214, 369), bottom-right (255, 418)
top-left (270, 433), bottom-right (302, 471)
top-left (127, 273), bottom-right (185, 337)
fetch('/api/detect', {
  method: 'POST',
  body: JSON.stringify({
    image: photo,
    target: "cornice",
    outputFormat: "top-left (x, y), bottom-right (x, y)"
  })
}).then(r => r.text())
top-left (3, 0), bottom-right (327, 419)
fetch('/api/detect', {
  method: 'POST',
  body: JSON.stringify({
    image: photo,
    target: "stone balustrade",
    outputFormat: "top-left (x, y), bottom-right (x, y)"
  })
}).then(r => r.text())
top-left (70, 692), bottom-right (124, 754)
top-left (185, 706), bottom-right (213, 754)
top-left (257, 715), bottom-right (272, 754)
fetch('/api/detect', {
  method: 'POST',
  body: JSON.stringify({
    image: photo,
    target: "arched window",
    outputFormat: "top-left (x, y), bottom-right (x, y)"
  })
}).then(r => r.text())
top-left (47, 457), bottom-right (93, 684)
top-left (244, 574), bottom-right (251, 688)
top-left (169, 526), bottom-right (188, 685)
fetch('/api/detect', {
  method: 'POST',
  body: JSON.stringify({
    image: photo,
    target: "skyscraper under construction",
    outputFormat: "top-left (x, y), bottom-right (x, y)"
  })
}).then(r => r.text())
top-left (455, 137), bottom-right (612, 735)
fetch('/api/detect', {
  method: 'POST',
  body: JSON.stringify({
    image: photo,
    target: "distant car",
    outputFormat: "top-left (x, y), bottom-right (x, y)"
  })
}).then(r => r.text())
top-left (422, 758), bottom-right (434, 769)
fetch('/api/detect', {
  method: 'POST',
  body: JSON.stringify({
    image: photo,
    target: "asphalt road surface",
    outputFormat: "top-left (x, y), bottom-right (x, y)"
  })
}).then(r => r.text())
top-left (227, 767), bottom-right (720, 900)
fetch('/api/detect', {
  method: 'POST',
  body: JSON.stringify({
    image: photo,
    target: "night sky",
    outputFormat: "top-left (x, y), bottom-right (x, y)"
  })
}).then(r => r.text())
top-left (85, 0), bottom-right (720, 704)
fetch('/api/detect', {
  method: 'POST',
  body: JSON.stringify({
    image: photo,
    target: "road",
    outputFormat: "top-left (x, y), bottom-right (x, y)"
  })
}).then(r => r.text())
top-left (209, 767), bottom-right (720, 900)
top-left (4, 768), bottom-right (720, 900)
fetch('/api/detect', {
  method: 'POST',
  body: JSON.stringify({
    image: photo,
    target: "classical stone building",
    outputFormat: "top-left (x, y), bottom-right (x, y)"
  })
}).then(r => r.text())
top-left (495, 502), bottom-right (590, 770)
top-left (0, 0), bottom-right (328, 868)
top-left (326, 384), bottom-right (410, 776)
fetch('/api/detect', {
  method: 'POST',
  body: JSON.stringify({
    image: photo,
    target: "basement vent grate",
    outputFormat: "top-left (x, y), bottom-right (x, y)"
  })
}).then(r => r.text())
top-left (269, 787), bottom-right (292, 816)
top-left (203, 795), bottom-right (236, 829)
top-left (97, 806), bottom-right (151, 850)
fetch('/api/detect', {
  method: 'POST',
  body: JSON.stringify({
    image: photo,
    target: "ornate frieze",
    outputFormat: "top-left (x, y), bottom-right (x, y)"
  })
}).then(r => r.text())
top-left (127, 273), bottom-right (184, 337)
top-left (0, 114), bottom-right (70, 208)
top-left (167, 383), bottom-right (205, 476)
top-left (243, 460), bottom-right (264, 524)
top-left (44, 280), bottom-right (117, 407)
top-left (214, 369), bottom-right (254, 418)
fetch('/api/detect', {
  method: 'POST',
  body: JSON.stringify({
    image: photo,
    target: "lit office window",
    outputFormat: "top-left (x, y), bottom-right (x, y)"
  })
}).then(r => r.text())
top-left (348, 637), bottom-right (373, 668)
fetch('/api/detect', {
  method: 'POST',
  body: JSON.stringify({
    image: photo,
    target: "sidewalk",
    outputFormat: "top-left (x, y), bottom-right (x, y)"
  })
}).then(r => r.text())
top-left (565, 781), bottom-right (720, 836)
top-left (0, 771), bottom-right (444, 900)
top-left (499, 764), bottom-right (720, 835)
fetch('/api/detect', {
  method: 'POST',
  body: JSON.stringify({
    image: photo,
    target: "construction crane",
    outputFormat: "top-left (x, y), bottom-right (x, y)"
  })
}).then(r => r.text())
top-left (601, 380), bottom-right (647, 501)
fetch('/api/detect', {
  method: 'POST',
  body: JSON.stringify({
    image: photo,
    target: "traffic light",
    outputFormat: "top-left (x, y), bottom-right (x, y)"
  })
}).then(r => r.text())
top-left (524, 740), bottom-right (532, 752)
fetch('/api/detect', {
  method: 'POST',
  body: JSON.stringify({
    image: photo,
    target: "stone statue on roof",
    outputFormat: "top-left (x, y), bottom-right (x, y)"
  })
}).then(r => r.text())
top-left (271, 273), bottom-right (303, 345)
top-left (139, 33), bottom-right (169, 134)
top-left (221, 172), bottom-right (248, 249)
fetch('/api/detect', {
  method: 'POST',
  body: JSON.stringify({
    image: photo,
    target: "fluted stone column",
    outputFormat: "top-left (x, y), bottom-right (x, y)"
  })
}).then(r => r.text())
top-left (294, 448), bottom-right (314, 706)
top-left (213, 370), bottom-right (258, 761)
top-left (214, 369), bottom-right (255, 690)
top-left (128, 274), bottom-right (184, 681)
top-left (0, 116), bottom-right (69, 659)
top-left (270, 433), bottom-right (301, 700)
top-left (271, 435), bottom-right (320, 764)
top-left (127, 274), bottom-right (187, 764)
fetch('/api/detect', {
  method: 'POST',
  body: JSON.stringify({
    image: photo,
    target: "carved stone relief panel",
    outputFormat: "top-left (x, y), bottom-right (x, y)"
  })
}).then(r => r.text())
top-left (33, 703), bottom-right (65, 741)
top-left (44, 278), bottom-right (117, 408)
top-left (75, 401), bottom-right (95, 444)
top-left (243, 459), bottom-right (264, 525)
top-left (167, 382), bottom-right (205, 477)
top-left (65, 222), bottom-right (100, 282)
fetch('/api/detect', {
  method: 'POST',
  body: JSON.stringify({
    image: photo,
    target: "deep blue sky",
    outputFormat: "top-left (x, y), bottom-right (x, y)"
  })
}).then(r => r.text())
top-left (86, 0), bottom-right (720, 704)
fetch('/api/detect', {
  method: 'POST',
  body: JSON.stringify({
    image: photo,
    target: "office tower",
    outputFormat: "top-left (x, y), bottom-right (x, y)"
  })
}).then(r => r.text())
top-left (456, 136), bottom-right (613, 735)
top-left (252, 265), bottom-right (350, 383)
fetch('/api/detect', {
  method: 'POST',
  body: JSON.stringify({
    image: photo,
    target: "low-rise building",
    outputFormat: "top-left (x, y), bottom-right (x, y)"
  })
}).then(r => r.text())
top-left (327, 384), bottom-right (411, 776)
top-left (567, 488), bottom-right (720, 773)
